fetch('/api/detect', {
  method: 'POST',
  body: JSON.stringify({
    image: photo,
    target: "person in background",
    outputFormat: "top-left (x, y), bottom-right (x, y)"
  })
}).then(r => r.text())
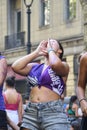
top-left (0, 53), bottom-right (19, 130)
top-left (65, 95), bottom-right (80, 130)
top-left (0, 53), bottom-right (8, 130)
top-left (23, 95), bottom-right (29, 112)
top-left (12, 39), bottom-right (70, 130)
top-left (3, 76), bottom-right (23, 129)
top-left (76, 52), bottom-right (87, 130)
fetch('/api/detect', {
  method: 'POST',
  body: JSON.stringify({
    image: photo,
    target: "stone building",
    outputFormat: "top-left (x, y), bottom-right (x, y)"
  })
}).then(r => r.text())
top-left (0, 0), bottom-right (85, 97)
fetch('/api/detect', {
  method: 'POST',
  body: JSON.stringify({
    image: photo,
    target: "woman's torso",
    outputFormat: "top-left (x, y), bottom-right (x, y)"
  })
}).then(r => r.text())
top-left (28, 63), bottom-right (65, 103)
top-left (29, 86), bottom-right (60, 102)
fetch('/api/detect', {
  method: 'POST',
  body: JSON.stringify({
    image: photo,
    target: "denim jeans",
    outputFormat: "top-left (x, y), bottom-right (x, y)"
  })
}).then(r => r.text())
top-left (21, 100), bottom-right (70, 130)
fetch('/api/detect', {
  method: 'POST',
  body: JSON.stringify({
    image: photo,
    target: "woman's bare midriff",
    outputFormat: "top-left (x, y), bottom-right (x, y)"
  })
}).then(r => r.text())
top-left (29, 86), bottom-right (60, 103)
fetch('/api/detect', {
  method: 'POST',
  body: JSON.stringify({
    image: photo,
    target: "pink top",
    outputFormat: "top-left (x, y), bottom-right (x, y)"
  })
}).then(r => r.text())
top-left (3, 94), bottom-right (20, 110)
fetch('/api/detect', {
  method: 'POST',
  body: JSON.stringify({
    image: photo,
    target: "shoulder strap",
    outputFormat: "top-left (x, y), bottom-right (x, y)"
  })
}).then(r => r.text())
top-left (17, 93), bottom-right (20, 103)
top-left (3, 93), bottom-right (8, 104)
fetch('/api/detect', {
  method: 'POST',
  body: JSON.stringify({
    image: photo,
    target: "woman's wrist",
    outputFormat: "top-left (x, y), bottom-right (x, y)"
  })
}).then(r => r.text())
top-left (48, 48), bottom-right (55, 53)
top-left (34, 49), bottom-right (41, 57)
top-left (79, 98), bottom-right (87, 105)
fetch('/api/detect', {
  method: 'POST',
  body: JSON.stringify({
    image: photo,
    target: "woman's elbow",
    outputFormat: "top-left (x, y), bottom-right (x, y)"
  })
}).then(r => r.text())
top-left (11, 63), bottom-right (18, 73)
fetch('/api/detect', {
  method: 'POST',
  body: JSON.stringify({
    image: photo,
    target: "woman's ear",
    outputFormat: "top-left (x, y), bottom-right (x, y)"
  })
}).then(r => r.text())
top-left (58, 49), bottom-right (62, 54)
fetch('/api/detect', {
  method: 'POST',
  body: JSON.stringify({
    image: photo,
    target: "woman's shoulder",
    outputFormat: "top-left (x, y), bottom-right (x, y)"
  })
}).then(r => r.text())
top-left (80, 52), bottom-right (87, 63)
top-left (73, 103), bottom-right (78, 109)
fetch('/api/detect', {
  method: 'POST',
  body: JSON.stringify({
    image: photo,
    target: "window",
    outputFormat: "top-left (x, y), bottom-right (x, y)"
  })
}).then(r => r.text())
top-left (16, 11), bottom-right (21, 32)
top-left (66, 0), bottom-right (76, 20)
top-left (40, 0), bottom-right (50, 26)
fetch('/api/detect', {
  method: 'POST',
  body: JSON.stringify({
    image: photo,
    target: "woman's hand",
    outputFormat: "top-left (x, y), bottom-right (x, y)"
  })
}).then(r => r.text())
top-left (47, 39), bottom-right (59, 53)
top-left (47, 38), bottom-right (52, 50)
top-left (35, 40), bottom-right (48, 56)
top-left (80, 100), bottom-right (87, 116)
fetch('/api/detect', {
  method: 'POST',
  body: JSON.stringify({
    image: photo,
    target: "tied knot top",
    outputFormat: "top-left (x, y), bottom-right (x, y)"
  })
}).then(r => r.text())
top-left (27, 63), bottom-right (65, 96)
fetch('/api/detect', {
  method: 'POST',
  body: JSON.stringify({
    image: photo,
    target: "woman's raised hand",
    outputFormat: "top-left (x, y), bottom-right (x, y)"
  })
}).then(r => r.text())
top-left (35, 40), bottom-right (48, 56)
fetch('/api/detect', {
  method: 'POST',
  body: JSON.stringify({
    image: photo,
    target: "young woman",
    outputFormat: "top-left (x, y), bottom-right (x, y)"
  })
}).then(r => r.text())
top-left (0, 54), bottom-right (8, 130)
top-left (65, 95), bottom-right (80, 130)
top-left (76, 52), bottom-right (87, 130)
top-left (3, 76), bottom-right (23, 128)
top-left (12, 39), bottom-right (70, 130)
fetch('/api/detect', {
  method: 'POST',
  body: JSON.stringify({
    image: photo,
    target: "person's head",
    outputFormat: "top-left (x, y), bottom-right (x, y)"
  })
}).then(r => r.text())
top-left (69, 95), bottom-right (77, 105)
top-left (5, 76), bottom-right (15, 88)
top-left (49, 39), bottom-right (64, 60)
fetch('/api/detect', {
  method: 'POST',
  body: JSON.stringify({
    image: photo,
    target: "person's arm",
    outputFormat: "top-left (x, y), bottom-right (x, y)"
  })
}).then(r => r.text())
top-left (0, 57), bottom-right (7, 86)
top-left (7, 115), bottom-right (19, 130)
top-left (12, 40), bottom-right (48, 76)
top-left (18, 94), bottom-right (23, 124)
top-left (65, 104), bottom-right (69, 116)
top-left (74, 104), bottom-right (79, 117)
top-left (76, 54), bottom-right (87, 116)
top-left (47, 39), bottom-right (69, 77)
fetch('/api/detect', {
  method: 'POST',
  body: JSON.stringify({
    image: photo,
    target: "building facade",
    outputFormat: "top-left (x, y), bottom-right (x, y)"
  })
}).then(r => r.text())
top-left (0, 0), bottom-right (85, 96)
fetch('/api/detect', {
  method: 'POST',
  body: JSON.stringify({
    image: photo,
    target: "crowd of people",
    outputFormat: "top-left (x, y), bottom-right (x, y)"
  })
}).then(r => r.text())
top-left (0, 38), bottom-right (87, 130)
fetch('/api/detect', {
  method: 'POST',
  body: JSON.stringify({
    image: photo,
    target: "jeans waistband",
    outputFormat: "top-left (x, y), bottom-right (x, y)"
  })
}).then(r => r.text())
top-left (28, 100), bottom-right (62, 110)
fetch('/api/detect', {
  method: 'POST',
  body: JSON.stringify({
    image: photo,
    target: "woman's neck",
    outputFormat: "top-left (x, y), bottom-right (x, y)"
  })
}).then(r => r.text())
top-left (44, 58), bottom-right (49, 65)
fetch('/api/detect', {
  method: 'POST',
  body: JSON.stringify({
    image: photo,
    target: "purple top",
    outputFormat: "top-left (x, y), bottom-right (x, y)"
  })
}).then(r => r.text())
top-left (0, 55), bottom-right (5, 110)
top-left (0, 87), bottom-right (5, 110)
top-left (27, 63), bottom-right (65, 95)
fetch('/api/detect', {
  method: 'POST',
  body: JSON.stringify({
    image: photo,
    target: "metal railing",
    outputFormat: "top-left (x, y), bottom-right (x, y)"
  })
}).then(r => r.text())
top-left (5, 32), bottom-right (25, 49)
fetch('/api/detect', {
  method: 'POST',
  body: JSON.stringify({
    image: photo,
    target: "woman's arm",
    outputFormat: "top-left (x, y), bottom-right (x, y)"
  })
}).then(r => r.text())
top-left (47, 39), bottom-right (69, 77)
top-left (0, 58), bottom-right (7, 86)
top-left (76, 54), bottom-right (87, 100)
top-left (18, 94), bottom-right (23, 124)
top-left (12, 40), bottom-right (48, 76)
top-left (7, 115), bottom-right (19, 130)
top-left (76, 53), bottom-right (87, 116)
top-left (65, 104), bottom-right (69, 115)
top-left (74, 104), bottom-right (79, 117)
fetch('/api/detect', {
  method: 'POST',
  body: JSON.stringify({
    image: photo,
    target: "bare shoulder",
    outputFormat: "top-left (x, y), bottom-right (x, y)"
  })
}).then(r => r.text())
top-left (80, 52), bottom-right (87, 67)
top-left (81, 52), bottom-right (87, 61)
top-left (73, 103), bottom-right (78, 108)
top-left (62, 61), bottom-right (69, 73)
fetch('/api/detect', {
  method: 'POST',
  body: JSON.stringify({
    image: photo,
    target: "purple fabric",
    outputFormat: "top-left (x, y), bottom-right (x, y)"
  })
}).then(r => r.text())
top-left (28, 63), bottom-right (65, 95)
top-left (0, 87), bottom-right (5, 110)
top-left (0, 56), bottom-right (5, 59)
top-left (0, 56), bottom-right (6, 110)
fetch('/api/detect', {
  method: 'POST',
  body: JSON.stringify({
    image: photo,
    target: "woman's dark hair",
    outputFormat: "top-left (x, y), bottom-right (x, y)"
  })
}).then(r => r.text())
top-left (57, 40), bottom-right (64, 60)
top-left (5, 76), bottom-right (15, 87)
top-left (69, 95), bottom-right (77, 108)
